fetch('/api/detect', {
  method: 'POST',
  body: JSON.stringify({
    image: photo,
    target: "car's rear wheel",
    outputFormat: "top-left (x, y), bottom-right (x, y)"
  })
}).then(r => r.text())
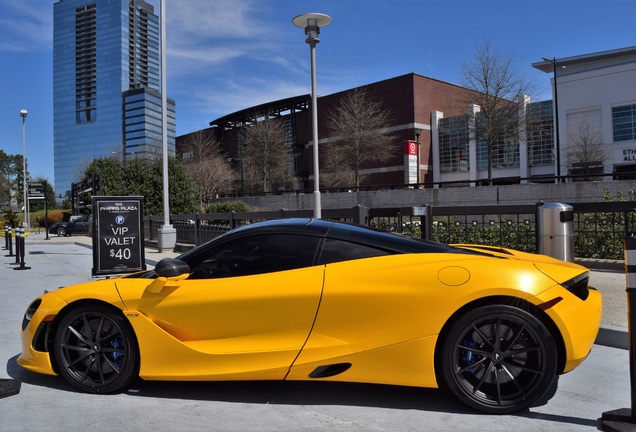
top-left (438, 304), bottom-right (557, 414)
top-left (53, 304), bottom-right (138, 393)
top-left (56, 226), bottom-right (67, 237)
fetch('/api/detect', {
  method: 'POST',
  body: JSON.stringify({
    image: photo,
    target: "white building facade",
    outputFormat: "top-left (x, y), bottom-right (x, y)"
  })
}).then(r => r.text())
top-left (430, 46), bottom-right (636, 187)
top-left (534, 46), bottom-right (636, 180)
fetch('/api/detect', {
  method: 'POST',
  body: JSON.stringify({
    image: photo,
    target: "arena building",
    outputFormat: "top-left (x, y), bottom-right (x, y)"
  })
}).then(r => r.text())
top-left (176, 46), bottom-right (636, 194)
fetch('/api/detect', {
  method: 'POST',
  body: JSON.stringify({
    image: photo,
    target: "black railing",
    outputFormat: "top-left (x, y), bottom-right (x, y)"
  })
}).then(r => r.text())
top-left (145, 201), bottom-right (635, 260)
top-left (217, 171), bottom-right (636, 199)
top-left (144, 206), bottom-right (368, 250)
top-left (430, 204), bottom-right (538, 252)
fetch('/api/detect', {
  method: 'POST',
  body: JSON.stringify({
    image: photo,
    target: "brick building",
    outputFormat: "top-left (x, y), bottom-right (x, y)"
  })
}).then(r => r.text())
top-left (177, 45), bottom-right (636, 196)
top-left (176, 73), bottom-right (476, 194)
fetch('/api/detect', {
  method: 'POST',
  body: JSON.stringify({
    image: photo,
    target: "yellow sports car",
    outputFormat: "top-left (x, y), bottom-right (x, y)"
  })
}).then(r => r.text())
top-left (18, 218), bottom-right (602, 414)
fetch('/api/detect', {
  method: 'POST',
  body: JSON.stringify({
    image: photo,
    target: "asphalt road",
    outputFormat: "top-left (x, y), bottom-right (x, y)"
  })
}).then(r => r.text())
top-left (0, 234), bottom-right (633, 431)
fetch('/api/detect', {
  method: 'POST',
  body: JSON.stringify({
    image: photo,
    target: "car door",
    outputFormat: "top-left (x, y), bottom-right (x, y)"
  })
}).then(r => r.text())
top-left (134, 233), bottom-right (324, 379)
top-left (67, 216), bottom-right (88, 234)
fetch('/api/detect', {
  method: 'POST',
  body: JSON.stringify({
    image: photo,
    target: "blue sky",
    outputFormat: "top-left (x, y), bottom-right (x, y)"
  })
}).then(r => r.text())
top-left (0, 0), bottom-right (634, 190)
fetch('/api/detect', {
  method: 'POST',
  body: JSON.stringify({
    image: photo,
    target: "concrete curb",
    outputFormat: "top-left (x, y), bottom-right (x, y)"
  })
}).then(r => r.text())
top-left (596, 324), bottom-right (628, 350)
top-left (576, 258), bottom-right (624, 272)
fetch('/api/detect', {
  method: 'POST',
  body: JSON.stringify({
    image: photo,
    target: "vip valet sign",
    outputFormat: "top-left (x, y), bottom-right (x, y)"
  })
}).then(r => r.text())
top-left (92, 196), bottom-right (146, 276)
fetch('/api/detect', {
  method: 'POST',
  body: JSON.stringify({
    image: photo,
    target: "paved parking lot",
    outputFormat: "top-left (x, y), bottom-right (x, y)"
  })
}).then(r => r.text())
top-left (0, 233), bottom-right (633, 431)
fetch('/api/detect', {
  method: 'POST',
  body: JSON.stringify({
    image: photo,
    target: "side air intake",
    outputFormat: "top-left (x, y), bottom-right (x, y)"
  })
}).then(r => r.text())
top-left (308, 363), bottom-right (352, 378)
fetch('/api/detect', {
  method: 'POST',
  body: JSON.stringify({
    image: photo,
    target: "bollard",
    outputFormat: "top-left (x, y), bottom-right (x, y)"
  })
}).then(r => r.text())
top-left (11, 227), bottom-right (21, 265)
top-left (601, 209), bottom-right (636, 430)
top-left (13, 226), bottom-right (30, 271)
top-left (2, 226), bottom-right (8, 250)
top-left (4, 227), bottom-right (14, 257)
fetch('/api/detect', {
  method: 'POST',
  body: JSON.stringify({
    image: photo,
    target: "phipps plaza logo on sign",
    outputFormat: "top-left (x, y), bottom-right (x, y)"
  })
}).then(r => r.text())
top-left (99, 202), bottom-right (139, 212)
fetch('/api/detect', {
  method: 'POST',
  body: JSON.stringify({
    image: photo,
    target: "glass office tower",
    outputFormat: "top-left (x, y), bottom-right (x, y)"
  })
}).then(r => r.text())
top-left (53, 0), bottom-right (175, 195)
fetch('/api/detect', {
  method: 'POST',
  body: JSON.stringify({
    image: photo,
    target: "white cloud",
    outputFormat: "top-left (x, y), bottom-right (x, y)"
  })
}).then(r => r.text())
top-left (0, 0), bottom-right (52, 52)
top-left (165, 0), bottom-right (271, 41)
top-left (184, 77), bottom-right (309, 118)
top-left (161, 0), bottom-right (302, 80)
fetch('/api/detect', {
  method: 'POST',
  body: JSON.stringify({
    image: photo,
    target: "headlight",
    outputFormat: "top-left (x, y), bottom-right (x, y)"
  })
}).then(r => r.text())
top-left (22, 299), bottom-right (42, 331)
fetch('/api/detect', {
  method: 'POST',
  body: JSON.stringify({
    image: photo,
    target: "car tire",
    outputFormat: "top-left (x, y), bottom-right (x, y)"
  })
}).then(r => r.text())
top-left (53, 304), bottom-right (139, 393)
top-left (56, 226), bottom-right (67, 237)
top-left (438, 304), bottom-right (557, 414)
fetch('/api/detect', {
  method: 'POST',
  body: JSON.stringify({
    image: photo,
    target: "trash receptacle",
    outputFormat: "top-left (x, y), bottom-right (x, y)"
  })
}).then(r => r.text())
top-left (537, 202), bottom-right (575, 262)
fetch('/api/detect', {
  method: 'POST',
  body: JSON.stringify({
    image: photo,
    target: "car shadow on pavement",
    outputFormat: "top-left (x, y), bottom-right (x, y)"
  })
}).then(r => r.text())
top-left (6, 355), bottom-right (72, 392)
top-left (5, 354), bottom-right (598, 429)
top-left (28, 250), bottom-right (93, 256)
top-left (129, 379), bottom-right (464, 412)
top-left (7, 353), bottom-right (466, 413)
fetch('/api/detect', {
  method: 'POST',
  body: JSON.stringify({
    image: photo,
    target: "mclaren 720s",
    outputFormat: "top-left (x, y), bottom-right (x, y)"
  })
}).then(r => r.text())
top-left (18, 218), bottom-right (602, 414)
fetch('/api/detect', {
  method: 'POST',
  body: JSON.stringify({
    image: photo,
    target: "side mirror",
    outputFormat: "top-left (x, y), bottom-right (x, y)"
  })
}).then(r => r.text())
top-left (146, 259), bottom-right (191, 294)
top-left (154, 258), bottom-right (190, 278)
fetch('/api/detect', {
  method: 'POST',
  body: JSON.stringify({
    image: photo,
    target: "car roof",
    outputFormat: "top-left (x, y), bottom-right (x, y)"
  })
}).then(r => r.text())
top-left (190, 218), bottom-right (453, 255)
top-left (227, 218), bottom-right (333, 236)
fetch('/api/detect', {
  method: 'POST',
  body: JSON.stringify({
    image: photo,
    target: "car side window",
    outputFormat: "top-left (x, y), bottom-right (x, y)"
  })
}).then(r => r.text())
top-left (317, 238), bottom-right (391, 265)
top-left (188, 234), bottom-right (321, 279)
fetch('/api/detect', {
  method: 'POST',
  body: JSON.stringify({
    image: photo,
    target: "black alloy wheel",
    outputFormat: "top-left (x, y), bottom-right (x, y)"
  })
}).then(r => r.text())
top-left (438, 304), bottom-right (557, 414)
top-left (53, 304), bottom-right (138, 393)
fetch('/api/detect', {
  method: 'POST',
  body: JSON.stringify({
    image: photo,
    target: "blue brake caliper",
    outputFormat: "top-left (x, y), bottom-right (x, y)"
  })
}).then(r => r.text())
top-left (460, 335), bottom-right (477, 373)
top-left (110, 336), bottom-right (125, 368)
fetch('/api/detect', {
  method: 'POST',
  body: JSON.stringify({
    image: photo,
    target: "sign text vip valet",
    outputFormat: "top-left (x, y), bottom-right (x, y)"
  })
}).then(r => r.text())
top-left (92, 196), bottom-right (146, 276)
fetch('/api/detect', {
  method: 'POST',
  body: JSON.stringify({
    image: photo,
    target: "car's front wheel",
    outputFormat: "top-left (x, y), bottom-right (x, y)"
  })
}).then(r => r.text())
top-left (56, 226), bottom-right (67, 237)
top-left (53, 304), bottom-right (138, 393)
top-left (438, 304), bottom-right (557, 414)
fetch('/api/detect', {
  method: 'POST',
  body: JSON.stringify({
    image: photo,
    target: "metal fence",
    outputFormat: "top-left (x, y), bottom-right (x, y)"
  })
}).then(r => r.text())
top-left (144, 206), bottom-right (368, 251)
top-left (429, 204), bottom-right (538, 252)
top-left (144, 201), bottom-right (636, 259)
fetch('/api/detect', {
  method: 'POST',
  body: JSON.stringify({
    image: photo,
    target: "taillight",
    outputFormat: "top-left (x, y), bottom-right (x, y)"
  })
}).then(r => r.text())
top-left (561, 272), bottom-right (589, 301)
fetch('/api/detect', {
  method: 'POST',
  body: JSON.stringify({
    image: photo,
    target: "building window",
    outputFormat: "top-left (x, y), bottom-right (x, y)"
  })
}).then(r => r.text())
top-left (527, 100), bottom-right (554, 166)
top-left (569, 163), bottom-right (604, 181)
top-left (613, 105), bottom-right (636, 142)
top-left (438, 115), bottom-right (469, 173)
top-left (475, 111), bottom-right (520, 171)
top-left (75, 3), bottom-right (97, 124)
top-left (614, 164), bottom-right (636, 180)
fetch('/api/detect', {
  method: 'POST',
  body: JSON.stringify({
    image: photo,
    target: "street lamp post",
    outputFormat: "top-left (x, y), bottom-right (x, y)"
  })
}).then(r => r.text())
top-left (415, 128), bottom-right (422, 188)
top-left (293, 13), bottom-right (331, 219)
top-left (20, 109), bottom-right (28, 229)
top-left (542, 57), bottom-right (565, 183)
top-left (157, 0), bottom-right (175, 252)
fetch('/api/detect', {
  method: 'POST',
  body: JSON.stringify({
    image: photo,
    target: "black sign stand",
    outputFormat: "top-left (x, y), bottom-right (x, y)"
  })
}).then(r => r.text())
top-left (91, 196), bottom-right (145, 276)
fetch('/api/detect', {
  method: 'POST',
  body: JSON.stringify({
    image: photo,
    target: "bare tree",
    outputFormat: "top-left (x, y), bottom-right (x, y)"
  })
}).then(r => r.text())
top-left (324, 88), bottom-right (395, 188)
top-left (181, 129), bottom-right (219, 161)
top-left (567, 115), bottom-right (605, 181)
top-left (241, 113), bottom-right (295, 193)
top-left (461, 41), bottom-right (534, 183)
top-left (321, 147), bottom-right (356, 188)
top-left (181, 129), bottom-right (235, 201)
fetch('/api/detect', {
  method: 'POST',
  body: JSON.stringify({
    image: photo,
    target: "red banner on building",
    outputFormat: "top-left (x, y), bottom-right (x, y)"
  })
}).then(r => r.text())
top-left (404, 140), bottom-right (418, 155)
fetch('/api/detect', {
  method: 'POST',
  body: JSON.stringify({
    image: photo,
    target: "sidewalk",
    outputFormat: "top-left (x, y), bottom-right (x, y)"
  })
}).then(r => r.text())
top-left (22, 231), bottom-right (181, 265)
top-left (16, 231), bottom-right (631, 350)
